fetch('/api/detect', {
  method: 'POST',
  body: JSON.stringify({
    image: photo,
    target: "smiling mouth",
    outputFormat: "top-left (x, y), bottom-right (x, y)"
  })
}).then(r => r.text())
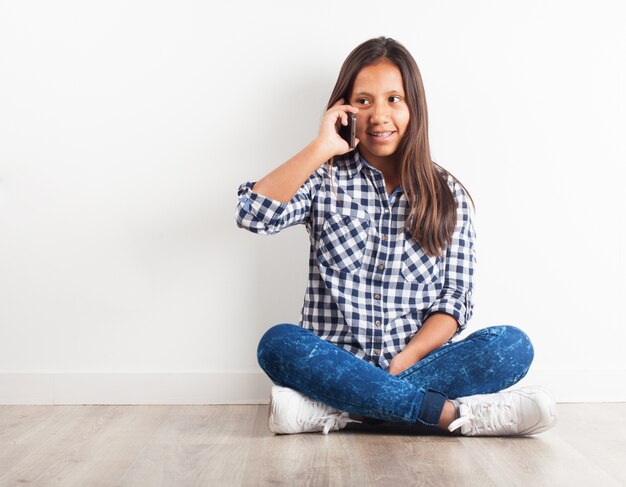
top-left (367, 131), bottom-right (396, 138)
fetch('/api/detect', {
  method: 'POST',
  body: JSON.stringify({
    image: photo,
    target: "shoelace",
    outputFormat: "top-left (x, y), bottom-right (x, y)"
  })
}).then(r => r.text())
top-left (448, 401), bottom-right (515, 435)
top-left (298, 397), bottom-right (361, 435)
top-left (319, 412), bottom-right (361, 435)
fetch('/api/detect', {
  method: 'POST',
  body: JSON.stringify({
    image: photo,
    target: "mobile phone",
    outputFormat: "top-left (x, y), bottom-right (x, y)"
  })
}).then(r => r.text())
top-left (338, 113), bottom-right (356, 149)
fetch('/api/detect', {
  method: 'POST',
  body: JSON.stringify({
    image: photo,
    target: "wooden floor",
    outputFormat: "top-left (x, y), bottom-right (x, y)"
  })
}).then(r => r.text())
top-left (1, 403), bottom-right (625, 486)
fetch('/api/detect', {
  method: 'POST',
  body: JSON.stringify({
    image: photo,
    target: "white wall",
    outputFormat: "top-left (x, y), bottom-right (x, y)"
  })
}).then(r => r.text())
top-left (1, 0), bottom-right (624, 404)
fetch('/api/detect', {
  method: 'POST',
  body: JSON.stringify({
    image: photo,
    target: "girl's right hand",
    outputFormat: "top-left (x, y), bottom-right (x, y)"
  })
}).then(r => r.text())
top-left (315, 98), bottom-right (360, 157)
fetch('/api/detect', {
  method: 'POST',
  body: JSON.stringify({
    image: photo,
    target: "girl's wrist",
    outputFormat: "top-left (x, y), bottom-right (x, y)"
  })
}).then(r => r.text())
top-left (309, 137), bottom-right (338, 162)
top-left (403, 341), bottom-right (428, 363)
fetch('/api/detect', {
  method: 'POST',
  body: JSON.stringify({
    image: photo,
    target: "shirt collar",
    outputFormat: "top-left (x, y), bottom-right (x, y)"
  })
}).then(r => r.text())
top-left (334, 150), bottom-right (363, 180)
top-left (332, 151), bottom-right (403, 197)
top-left (336, 150), bottom-right (390, 180)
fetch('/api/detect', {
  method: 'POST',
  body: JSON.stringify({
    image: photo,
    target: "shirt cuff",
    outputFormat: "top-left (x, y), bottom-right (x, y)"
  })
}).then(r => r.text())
top-left (237, 181), bottom-right (287, 226)
top-left (425, 289), bottom-right (473, 331)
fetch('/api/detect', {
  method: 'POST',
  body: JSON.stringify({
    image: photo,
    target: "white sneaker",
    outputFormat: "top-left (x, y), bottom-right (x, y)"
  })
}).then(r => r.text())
top-left (448, 386), bottom-right (557, 436)
top-left (268, 385), bottom-right (360, 435)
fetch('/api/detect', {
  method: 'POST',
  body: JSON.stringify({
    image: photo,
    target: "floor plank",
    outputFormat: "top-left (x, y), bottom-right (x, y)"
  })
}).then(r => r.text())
top-left (118, 405), bottom-right (257, 487)
top-left (1, 406), bottom-right (169, 487)
top-left (1, 403), bottom-right (625, 487)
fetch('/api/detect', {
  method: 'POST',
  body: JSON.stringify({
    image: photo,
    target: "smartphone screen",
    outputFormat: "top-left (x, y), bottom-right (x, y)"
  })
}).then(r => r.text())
top-left (338, 113), bottom-right (356, 149)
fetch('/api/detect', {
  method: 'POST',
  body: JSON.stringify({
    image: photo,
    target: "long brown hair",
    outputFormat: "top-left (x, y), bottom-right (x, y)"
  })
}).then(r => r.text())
top-left (327, 36), bottom-right (475, 257)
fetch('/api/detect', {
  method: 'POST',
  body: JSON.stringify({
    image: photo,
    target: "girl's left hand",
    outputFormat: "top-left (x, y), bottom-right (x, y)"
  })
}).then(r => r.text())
top-left (388, 350), bottom-right (420, 376)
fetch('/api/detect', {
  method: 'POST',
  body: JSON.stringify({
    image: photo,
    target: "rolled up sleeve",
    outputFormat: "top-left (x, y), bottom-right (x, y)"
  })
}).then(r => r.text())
top-left (425, 177), bottom-right (477, 331)
top-left (235, 169), bottom-right (323, 235)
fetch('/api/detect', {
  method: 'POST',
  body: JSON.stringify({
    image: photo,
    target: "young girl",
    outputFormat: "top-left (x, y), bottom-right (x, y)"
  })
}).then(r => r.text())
top-left (235, 37), bottom-right (557, 436)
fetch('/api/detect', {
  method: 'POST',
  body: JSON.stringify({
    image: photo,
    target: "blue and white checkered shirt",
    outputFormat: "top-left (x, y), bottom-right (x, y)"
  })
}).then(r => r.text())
top-left (236, 150), bottom-right (476, 370)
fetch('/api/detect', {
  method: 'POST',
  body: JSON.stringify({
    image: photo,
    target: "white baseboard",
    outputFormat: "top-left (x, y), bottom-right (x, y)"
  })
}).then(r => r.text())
top-left (0, 372), bottom-right (274, 405)
top-left (0, 369), bottom-right (624, 405)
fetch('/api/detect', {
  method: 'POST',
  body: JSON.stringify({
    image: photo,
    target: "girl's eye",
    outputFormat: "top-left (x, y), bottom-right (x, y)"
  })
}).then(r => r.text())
top-left (389, 96), bottom-right (402, 103)
top-left (356, 98), bottom-right (370, 105)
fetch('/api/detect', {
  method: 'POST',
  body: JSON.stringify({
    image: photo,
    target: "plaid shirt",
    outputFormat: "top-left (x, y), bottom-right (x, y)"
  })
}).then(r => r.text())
top-left (235, 151), bottom-right (476, 370)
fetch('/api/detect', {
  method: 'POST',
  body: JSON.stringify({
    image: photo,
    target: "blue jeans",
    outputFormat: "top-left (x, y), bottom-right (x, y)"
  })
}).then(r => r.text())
top-left (257, 324), bottom-right (534, 428)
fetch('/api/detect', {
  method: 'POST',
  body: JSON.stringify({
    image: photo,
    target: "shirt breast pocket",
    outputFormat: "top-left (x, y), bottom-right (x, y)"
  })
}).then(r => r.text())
top-left (317, 207), bottom-right (370, 274)
top-left (400, 230), bottom-right (441, 285)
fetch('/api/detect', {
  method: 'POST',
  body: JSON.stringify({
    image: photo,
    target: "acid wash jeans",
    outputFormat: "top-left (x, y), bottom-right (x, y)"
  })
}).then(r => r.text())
top-left (257, 324), bottom-right (534, 429)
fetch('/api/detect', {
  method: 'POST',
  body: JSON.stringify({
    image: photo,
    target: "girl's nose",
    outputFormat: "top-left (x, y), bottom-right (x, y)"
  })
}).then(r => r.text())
top-left (369, 103), bottom-right (390, 125)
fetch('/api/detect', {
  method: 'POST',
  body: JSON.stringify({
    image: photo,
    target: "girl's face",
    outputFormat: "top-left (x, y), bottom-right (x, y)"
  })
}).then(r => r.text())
top-left (349, 59), bottom-right (410, 169)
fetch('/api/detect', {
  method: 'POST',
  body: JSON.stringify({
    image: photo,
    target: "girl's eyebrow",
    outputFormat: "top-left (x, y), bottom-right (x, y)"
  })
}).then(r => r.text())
top-left (353, 90), bottom-right (404, 97)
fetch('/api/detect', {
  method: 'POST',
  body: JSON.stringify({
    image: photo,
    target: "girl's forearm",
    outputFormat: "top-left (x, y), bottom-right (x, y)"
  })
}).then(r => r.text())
top-left (403, 312), bottom-right (459, 361)
top-left (252, 140), bottom-right (334, 203)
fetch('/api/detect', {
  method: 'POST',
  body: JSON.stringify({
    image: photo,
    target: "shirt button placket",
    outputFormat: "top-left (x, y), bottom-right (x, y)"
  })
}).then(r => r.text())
top-left (372, 204), bottom-right (392, 363)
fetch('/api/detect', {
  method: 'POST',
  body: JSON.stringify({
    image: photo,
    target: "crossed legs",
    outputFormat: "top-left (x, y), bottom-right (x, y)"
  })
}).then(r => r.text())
top-left (257, 323), bottom-right (534, 430)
